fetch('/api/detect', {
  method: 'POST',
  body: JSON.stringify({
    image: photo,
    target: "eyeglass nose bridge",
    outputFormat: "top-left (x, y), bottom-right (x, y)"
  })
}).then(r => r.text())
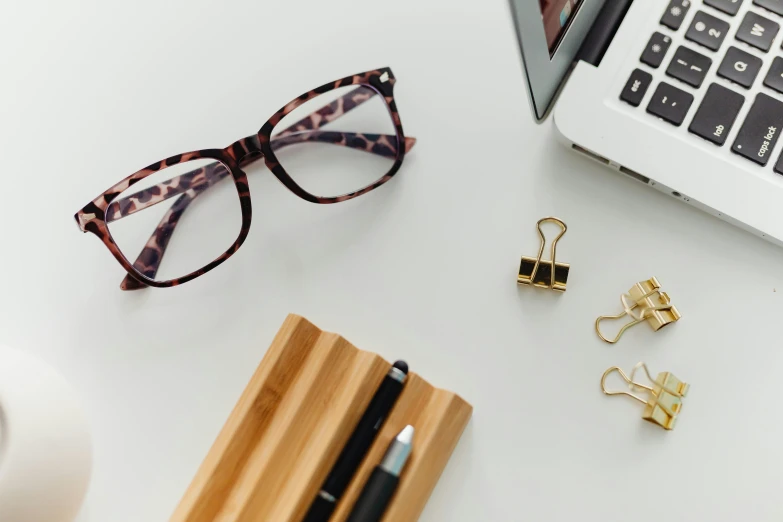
top-left (226, 133), bottom-right (265, 167)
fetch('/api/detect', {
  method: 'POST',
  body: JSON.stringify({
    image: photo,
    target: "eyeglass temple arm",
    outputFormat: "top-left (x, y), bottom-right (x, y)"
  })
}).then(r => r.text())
top-left (273, 85), bottom-right (379, 137)
top-left (120, 190), bottom-right (201, 290)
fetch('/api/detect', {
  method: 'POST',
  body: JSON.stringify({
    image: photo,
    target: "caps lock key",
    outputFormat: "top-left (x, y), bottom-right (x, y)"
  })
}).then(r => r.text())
top-left (732, 93), bottom-right (783, 166)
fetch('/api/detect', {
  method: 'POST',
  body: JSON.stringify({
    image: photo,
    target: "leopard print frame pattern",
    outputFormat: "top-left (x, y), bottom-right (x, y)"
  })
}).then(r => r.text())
top-left (74, 67), bottom-right (413, 290)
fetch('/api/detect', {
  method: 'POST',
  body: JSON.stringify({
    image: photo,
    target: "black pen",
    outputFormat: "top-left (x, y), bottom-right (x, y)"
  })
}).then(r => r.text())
top-left (302, 360), bottom-right (409, 522)
top-left (345, 425), bottom-right (414, 522)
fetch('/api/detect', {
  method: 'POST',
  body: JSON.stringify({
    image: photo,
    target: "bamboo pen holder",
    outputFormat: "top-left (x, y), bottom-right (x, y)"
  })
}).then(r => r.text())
top-left (170, 314), bottom-right (472, 522)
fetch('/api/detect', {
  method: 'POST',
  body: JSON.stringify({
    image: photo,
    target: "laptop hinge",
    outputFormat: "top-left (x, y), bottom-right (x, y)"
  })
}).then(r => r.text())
top-left (576, 0), bottom-right (634, 66)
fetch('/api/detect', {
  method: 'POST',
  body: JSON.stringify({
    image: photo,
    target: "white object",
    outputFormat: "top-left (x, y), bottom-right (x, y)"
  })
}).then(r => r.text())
top-left (555, 0), bottom-right (783, 246)
top-left (0, 346), bottom-right (92, 522)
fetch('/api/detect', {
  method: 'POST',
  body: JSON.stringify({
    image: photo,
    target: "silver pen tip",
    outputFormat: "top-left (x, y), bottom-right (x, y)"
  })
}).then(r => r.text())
top-left (380, 425), bottom-right (415, 476)
top-left (397, 425), bottom-right (414, 444)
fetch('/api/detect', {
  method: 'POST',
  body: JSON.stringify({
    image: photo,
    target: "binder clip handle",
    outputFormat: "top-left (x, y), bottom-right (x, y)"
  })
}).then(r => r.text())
top-left (600, 365), bottom-right (652, 405)
top-left (530, 217), bottom-right (567, 289)
top-left (594, 293), bottom-right (645, 344)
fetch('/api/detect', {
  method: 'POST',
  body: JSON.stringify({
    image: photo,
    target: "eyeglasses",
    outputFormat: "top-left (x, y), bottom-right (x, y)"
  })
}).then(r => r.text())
top-left (75, 67), bottom-right (415, 290)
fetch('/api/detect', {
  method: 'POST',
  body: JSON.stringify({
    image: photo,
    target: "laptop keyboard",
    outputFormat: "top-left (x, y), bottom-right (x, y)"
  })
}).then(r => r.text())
top-left (620, 0), bottom-right (783, 172)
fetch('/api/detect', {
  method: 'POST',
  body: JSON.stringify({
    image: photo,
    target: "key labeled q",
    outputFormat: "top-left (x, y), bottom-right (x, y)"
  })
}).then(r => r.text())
top-left (735, 61), bottom-right (748, 72)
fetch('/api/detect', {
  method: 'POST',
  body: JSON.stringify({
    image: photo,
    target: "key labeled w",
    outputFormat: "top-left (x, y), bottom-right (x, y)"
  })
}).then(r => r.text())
top-left (752, 23), bottom-right (765, 36)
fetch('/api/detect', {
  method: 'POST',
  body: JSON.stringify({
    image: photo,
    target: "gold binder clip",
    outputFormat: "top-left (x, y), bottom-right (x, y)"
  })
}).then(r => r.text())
top-left (595, 277), bottom-right (681, 344)
top-left (517, 217), bottom-right (569, 292)
top-left (601, 362), bottom-right (689, 430)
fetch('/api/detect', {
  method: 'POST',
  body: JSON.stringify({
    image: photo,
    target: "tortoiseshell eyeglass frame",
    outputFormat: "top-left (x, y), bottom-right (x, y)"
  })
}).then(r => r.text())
top-left (74, 67), bottom-right (416, 290)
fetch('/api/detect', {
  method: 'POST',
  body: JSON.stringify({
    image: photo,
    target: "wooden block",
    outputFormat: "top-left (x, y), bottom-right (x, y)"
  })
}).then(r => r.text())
top-left (171, 314), bottom-right (472, 522)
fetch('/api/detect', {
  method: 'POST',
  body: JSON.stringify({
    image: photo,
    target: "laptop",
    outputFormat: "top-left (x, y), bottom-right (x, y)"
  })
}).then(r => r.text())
top-left (510, 0), bottom-right (783, 246)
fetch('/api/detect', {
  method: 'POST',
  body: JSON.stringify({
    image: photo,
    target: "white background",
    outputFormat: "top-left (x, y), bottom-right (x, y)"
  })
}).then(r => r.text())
top-left (2, 0), bottom-right (783, 521)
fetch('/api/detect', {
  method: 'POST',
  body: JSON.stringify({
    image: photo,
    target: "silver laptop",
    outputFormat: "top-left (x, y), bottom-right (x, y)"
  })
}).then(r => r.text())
top-left (510, 0), bottom-right (783, 246)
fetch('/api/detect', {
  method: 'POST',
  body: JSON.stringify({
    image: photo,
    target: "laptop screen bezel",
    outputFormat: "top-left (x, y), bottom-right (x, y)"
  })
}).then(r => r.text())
top-left (509, 0), bottom-right (608, 121)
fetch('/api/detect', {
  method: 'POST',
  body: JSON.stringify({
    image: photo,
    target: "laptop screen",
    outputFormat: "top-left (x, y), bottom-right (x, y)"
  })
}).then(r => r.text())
top-left (540, 0), bottom-right (584, 55)
top-left (511, 0), bottom-right (605, 119)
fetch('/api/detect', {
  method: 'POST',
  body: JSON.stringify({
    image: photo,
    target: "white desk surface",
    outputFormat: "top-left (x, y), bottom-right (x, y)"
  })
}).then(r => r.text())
top-left (3, 1), bottom-right (783, 521)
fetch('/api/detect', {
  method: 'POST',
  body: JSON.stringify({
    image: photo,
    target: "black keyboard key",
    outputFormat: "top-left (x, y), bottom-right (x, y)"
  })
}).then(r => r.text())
top-left (754, 0), bottom-right (783, 16)
top-left (647, 82), bottom-right (695, 126)
top-left (661, 0), bottom-right (693, 30)
top-left (774, 148), bottom-right (783, 174)
top-left (705, 0), bottom-right (743, 15)
top-left (689, 83), bottom-right (745, 145)
top-left (763, 56), bottom-right (783, 93)
top-left (641, 32), bottom-right (673, 68)
top-left (732, 93), bottom-right (783, 165)
top-left (717, 46), bottom-right (763, 87)
top-left (666, 46), bottom-right (712, 87)
top-left (620, 69), bottom-right (653, 106)
top-left (686, 11), bottom-right (730, 50)
top-left (736, 11), bottom-right (780, 52)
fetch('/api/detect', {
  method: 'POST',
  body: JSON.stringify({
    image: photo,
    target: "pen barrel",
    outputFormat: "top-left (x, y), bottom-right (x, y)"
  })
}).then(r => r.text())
top-left (302, 495), bottom-right (335, 522)
top-left (345, 468), bottom-right (399, 522)
top-left (322, 376), bottom-right (404, 496)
